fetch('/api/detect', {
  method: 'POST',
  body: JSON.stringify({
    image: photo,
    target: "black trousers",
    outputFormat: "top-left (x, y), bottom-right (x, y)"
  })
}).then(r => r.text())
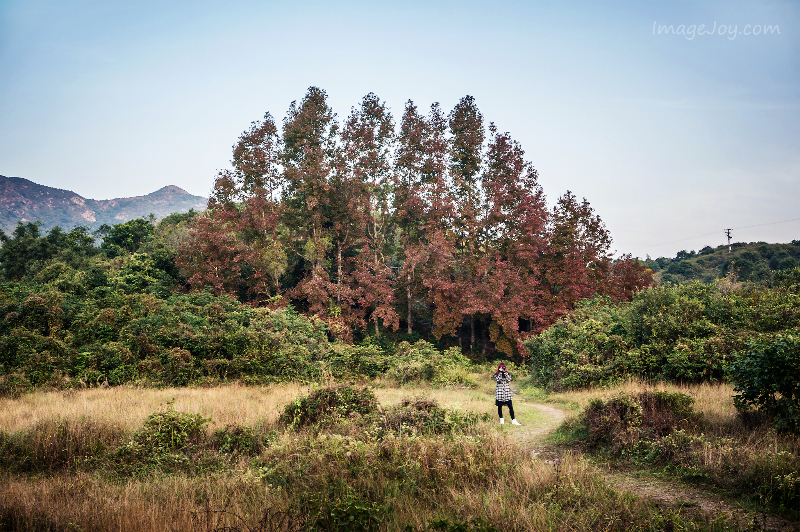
top-left (496, 400), bottom-right (515, 419)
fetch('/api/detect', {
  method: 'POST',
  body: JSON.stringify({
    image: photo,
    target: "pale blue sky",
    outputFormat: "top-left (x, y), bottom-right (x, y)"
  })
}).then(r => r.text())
top-left (1, 0), bottom-right (798, 258)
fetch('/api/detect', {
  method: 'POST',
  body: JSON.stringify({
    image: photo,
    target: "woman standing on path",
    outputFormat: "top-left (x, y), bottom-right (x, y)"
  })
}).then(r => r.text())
top-left (495, 363), bottom-right (521, 425)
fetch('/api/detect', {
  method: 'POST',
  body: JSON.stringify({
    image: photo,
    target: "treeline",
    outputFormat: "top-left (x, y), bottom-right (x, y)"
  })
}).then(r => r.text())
top-left (644, 241), bottom-right (800, 285)
top-left (524, 272), bottom-right (800, 390)
top-left (177, 87), bottom-right (651, 354)
top-left (0, 214), bottom-right (480, 393)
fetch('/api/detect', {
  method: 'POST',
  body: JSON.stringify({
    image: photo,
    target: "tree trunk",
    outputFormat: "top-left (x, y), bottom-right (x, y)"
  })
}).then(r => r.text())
top-left (407, 276), bottom-right (412, 334)
top-left (337, 243), bottom-right (342, 303)
top-left (470, 315), bottom-right (475, 351)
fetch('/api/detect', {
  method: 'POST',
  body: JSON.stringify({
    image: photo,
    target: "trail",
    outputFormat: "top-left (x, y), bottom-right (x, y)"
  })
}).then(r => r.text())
top-left (496, 394), bottom-right (799, 531)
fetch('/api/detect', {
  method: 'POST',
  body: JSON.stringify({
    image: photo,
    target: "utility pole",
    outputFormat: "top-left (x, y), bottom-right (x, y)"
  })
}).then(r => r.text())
top-left (724, 228), bottom-right (732, 252)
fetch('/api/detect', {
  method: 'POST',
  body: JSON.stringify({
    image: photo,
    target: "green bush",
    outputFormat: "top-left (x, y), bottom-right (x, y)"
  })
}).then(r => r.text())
top-left (209, 424), bottom-right (276, 456)
top-left (326, 344), bottom-right (388, 379)
top-left (728, 334), bottom-right (800, 433)
top-left (0, 373), bottom-right (33, 398)
top-left (305, 496), bottom-right (386, 532)
top-left (524, 283), bottom-right (800, 390)
top-left (583, 391), bottom-right (697, 453)
top-left (112, 403), bottom-right (209, 465)
top-left (279, 385), bottom-right (378, 427)
top-left (378, 397), bottom-right (484, 437)
top-left (385, 340), bottom-right (473, 386)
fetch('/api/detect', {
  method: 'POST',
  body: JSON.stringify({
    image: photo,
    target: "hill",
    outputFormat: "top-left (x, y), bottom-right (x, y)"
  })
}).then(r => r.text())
top-left (643, 241), bottom-right (800, 284)
top-left (0, 175), bottom-right (207, 234)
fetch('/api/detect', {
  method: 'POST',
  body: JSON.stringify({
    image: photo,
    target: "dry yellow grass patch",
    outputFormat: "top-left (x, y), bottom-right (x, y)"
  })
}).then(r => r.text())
top-left (0, 379), bottom-right (503, 434)
top-left (548, 379), bottom-right (738, 422)
top-left (0, 383), bottom-right (310, 432)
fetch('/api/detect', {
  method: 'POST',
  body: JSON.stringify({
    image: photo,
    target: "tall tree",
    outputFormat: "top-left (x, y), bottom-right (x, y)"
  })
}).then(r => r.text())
top-left (180, 113), bottom-right (286, 302)
top-left (281, 87), bottom-right (340, 315)
top-left (448, 95), bottom-right (485, 349)
top-left (479, 125), bottom-right (549, 354)
top-left (394, 100), bottom-right (430, 334)
top-left (540, 191), bottom-right (613, 324)
top-left (340, 93), bottom-right (398, 335)
top-left (420, 103), bottom-right (462, 340)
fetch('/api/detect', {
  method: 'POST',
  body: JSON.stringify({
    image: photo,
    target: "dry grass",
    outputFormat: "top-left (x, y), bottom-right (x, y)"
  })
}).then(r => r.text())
top-left (549, 379), bottom-right (800, 519)
top-left (0, 378), bottom-right (500, 435)
top-left (0, 448), bottom-right (714, 532)
top-left (547, 378), bottom-right (739, 424)
top-left (0, 382), bottom-right (310, 433)
top-left (0, 380), bottom-right (739, 531)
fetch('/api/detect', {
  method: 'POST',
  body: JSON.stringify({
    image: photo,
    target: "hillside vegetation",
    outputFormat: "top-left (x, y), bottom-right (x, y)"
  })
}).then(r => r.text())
top-left (645, 241), bottom-right (800, 285)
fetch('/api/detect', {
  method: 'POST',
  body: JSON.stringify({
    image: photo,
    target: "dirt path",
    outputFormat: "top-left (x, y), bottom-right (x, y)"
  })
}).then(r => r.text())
top-left (503, 398), bottom-right (799, 531)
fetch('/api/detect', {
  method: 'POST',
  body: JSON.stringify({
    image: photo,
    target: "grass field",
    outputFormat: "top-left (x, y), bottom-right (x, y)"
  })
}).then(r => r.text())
top-left (0, 375), bottom-right (769, 531)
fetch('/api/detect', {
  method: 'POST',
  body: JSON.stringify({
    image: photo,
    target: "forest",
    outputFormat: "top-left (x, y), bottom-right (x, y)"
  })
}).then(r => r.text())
top-left (179, 87), bottom-right (651, 352)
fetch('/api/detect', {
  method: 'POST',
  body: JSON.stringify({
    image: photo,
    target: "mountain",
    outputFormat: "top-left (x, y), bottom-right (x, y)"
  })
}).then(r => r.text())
top-left (0, 175), bottom-right (208, 234)
top-left (643, 241), bottom-right (800, 284)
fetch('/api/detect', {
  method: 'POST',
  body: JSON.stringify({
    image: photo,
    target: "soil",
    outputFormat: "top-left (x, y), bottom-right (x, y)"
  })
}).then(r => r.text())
top-left (497, 394), bottom-right (800, 532)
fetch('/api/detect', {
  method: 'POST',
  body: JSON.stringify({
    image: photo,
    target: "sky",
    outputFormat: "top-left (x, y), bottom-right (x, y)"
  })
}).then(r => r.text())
top-left (1, 0), bottom-right (798, 259)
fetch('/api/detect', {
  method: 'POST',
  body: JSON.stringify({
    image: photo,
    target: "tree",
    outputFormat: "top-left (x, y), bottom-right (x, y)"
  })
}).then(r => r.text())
top-left (394, 100), bottom-right (430, 335)
top-left (478, 125), bottom-right (549, 354)
top-left (340, 93), bottom-right (398, 335)
top-left (100, 219), bottom-right (154, 256)
top-left (180, 113), bottom-right (286, 302)
top-left (281, 87), bottom-right (340, 315)
top-left (447, 95), bottom-right (485, 349)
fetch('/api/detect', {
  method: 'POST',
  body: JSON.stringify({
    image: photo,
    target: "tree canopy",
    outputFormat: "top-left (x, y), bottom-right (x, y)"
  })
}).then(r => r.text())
top-left (175, 88), bottom-right (652, 355)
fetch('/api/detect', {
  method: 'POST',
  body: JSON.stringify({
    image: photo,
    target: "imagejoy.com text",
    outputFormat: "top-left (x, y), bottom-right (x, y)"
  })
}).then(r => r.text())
top-left (653, 22), bottom-right (780, 40)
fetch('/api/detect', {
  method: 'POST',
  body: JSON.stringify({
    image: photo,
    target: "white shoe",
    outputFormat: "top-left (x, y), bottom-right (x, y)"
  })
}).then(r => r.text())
top-left (511, 419), bottom-right (521, 425)
top-left (500, 418), bottom-right (504, 425)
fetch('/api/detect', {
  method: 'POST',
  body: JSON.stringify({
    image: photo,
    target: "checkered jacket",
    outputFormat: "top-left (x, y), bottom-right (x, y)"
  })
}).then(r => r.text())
top-left (494, 372), bottom-right (513, 402)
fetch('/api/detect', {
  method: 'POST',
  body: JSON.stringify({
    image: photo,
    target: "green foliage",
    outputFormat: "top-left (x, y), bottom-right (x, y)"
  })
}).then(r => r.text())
top-left (209, 424), bottom-right (277, 456)
top-left (378, 397), bottom-right (485, 437)
top-left (0, 373), bottom-right (33, 398)
top-left (306, 496), bottom-right (386, 532)
top-left (728, 335), bottom-right (800, 433)
top-left (0, 274), bottom-right (334, 388)
top-left (0, 222), bottom-right (98, 280)
top-left (111, 403), bottom-right (213, 475)
top-left (582, 391), bottom-right (697, 453)
top-left (424, 517), bottom-right (499, 532)
top-left (279, 385), bottom-right (378, 427)
top-left (386, 340), bottom-right (475, 387)
top-left (524, 282), bottom-right (800, 390)
top-left (326, 344), bottom-right (388, 379)
top-left (645, 241), bottom-right (800, 285)
top-left (99, 218), bottom-right (154, 256)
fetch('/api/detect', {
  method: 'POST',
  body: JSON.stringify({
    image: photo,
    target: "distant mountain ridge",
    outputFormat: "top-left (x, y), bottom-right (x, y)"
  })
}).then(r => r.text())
top-left (0, 175), bottom-right (208, 234)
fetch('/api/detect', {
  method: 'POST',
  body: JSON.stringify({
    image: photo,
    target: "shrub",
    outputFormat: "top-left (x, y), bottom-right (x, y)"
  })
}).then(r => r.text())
top-left (728, 334), bottom-right (800, 433)
top-left (0, 373), bottom-right (33, 398)
top-left (112, 403), bottom-right (211, 475)
top-left (209, 424), bottom-right (276, 456)
top-left (279, 385), bottom-right (378, 427)
top-left (385, 340), bottom-right (473, 386)
top-left (583, 391), bottom-right (696, 453)
top-left (524, 282), bottom-right (800, 390)
top-left (379, 397), bottom-right (484, 437)
top-left (326, 344), bottom-right (388, 379)
top-left (305, 496), bottom-right (386, 532)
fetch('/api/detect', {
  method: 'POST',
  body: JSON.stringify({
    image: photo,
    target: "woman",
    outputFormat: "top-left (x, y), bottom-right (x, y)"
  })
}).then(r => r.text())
top-left (494, 362), bottom-right (521, 425)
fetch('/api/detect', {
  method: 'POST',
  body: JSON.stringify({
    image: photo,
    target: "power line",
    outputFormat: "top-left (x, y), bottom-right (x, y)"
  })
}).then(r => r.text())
top-left (624, 216), bottom-right (800, 255)
top-left (732, 217), bottom-right (800, 231)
